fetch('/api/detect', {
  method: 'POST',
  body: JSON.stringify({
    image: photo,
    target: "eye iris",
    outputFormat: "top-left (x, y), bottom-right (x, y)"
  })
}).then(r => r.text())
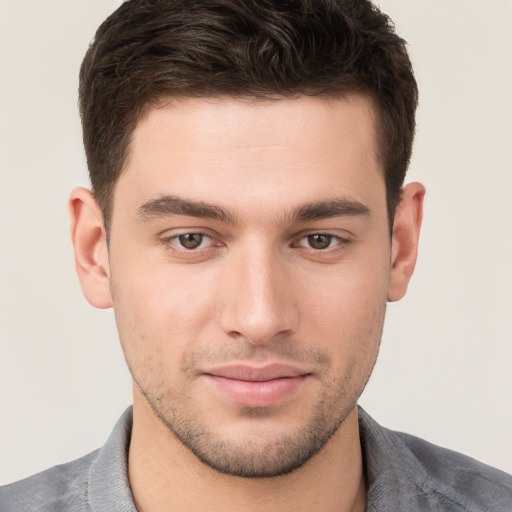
top-left (179, 233), bottom-right (203, 249)
top-left (308, 234), bottom-right (332, 249)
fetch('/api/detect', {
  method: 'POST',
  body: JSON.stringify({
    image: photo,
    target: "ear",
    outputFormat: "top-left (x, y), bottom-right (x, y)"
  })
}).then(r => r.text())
top-left (69, 187), bottom-right (113, 308)
top-left (387, 182), bottom-right (425, 302)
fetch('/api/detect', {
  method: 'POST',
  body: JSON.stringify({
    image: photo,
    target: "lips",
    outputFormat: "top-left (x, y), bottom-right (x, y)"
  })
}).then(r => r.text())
top-left (204, 364), bottom-right (310, 407)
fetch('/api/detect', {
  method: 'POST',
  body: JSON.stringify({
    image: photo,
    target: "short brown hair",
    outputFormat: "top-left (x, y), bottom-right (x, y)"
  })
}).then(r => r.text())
top-left (79, 0), bottom-right (418, 232)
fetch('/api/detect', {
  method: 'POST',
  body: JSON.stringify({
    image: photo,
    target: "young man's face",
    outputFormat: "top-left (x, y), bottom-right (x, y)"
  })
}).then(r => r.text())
top-left (74, 95), bottom-right (420, 477)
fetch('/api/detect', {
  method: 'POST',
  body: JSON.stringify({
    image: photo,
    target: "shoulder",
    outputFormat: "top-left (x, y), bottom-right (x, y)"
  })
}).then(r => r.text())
top-left (396, 431), bottom-right (512, 510)
top-left (0, 450), bottom-right (98, 512)
top-left (0, 407), bottom-right (134, 512)
top-left (358, 408), bottom-right (512, 512)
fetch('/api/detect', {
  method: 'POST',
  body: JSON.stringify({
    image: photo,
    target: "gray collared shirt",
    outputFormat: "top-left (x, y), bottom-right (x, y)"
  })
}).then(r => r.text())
top-left (1, 407), bottom-right (511, 511)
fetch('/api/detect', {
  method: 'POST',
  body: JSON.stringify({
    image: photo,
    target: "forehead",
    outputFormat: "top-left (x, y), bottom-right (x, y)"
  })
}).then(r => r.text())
top-left (135, 94), bottom-right (378, 160)
top-left (114, 94), bottom-right (385, 218)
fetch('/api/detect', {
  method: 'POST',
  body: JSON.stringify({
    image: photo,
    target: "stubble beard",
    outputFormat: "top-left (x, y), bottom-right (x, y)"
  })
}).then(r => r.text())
top-left (134, 349), bottom-right (377, 479)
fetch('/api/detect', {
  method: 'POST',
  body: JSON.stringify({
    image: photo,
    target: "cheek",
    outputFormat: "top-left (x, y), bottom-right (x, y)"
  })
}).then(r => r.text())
top-left (110, 262), bottom-right (219, 381)
top-left (298, 257), bottom-right (390, 357)
top-left (114, 253), bottom-right (217, 325)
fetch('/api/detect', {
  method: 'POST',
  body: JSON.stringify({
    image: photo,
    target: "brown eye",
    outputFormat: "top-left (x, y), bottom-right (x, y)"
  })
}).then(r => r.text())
top-left (178, 233), bottom-right (205, 249)
top-left (306, 234), bottom-right (333, 249)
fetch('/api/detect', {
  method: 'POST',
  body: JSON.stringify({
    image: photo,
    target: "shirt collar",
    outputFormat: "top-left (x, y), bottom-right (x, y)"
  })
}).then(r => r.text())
top-left (86, 405), bottom-right (426, 512)
top-left (358, 406), bottom-right (429, 511)
top-left (88, 407), bottom-right (136, 512)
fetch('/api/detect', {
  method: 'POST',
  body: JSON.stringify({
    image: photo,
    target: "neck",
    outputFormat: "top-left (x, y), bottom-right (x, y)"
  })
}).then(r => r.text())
top-left (128, 392), bottom-right (367, 512)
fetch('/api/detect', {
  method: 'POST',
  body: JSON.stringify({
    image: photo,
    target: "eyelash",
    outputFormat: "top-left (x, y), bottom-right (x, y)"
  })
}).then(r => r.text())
top-left (293, 233), bottom-right (350, 251)
top-left (160, 231), bottom-right (218, 254)
top-left (160, 231), bottom-right (351, 258)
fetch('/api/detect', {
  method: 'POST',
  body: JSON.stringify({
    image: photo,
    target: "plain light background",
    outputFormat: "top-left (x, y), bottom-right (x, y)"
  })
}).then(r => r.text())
top-left (0, 0), bottom-right (511, 484)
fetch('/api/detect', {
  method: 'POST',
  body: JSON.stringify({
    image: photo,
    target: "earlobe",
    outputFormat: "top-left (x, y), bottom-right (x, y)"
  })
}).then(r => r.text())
top-left (387, 182), bottom-right (425, 302)
top-left (69, 187), bottom-right (113, 309)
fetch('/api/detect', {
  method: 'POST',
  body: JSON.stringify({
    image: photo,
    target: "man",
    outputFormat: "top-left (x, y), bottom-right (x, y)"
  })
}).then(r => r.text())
top-left (1, 0), bottom-right (510, 510)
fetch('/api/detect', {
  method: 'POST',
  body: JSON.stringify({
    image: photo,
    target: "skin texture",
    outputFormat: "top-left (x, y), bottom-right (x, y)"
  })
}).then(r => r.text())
top-left (69, 95), bottom-right (424, 512)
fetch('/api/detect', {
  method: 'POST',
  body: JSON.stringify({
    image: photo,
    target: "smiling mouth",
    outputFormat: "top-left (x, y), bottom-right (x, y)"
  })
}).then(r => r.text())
top-left (203, 364), bottom-right (311, 407)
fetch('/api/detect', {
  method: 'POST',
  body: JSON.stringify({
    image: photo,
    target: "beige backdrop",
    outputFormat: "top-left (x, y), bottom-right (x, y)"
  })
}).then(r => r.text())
top-left (0, 0), bottom-right (511, 483)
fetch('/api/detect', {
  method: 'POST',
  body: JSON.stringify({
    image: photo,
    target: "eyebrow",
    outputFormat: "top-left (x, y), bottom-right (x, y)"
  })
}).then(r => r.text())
top-left (137, 195), bottom-right (370, 224)
top-left (292, 199), bottom-right (370, 223)
top-left (137, 195), bottom-right (237, 223)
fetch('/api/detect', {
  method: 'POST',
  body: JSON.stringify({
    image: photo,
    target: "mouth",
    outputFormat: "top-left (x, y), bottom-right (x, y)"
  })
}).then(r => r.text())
top-left (203, 364), bottom-right (311, 407)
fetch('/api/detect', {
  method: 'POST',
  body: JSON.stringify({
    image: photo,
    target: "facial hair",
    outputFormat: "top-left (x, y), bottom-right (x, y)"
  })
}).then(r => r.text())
top-left (131, 338), bottom-right (379, 478)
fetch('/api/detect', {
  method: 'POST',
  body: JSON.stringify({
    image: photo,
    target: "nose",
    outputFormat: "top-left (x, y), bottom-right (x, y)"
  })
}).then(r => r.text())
top-left (217, 243), bottom-right (299, 346)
